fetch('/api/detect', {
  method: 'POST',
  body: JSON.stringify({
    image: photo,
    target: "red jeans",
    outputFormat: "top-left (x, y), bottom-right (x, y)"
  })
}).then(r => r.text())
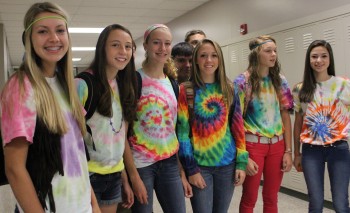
top-left (239, 139), bottom-right (285, 213)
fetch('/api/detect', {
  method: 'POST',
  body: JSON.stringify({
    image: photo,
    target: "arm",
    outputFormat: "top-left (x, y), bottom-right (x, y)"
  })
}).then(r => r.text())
top-left (123, 122), bottom-right (148, 204)
top-left (176, 85), bottom-right (201, 176)
top-left (230, 88), bottom-right (248, 184)
top-left (281, 109), bottom-right (293, 172)
top-left (293, 112), bottom-right (303, 172)
top-left (291, 83), bottom-right (303, 172)
top-left (4, 137), bottom-right (44, 213)
top-left (233, 77), bottom-right (258, 176)
top-left (177, 85), bottom-right (204, 188)
top-left (121, 169), bottom-right (134, 208)
top-left (177, 154), bottom-right (193, 198)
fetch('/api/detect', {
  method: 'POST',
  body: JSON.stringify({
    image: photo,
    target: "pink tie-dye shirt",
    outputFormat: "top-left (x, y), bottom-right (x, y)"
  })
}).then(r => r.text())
top-left (128, 69), bottom-right (179, 168)
top-left (1, 75), bottom-right (92, 213)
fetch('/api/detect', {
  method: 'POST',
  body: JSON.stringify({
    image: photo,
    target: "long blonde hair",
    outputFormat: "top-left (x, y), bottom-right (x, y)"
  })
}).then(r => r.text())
top-left (191, 39), bottom-right (233, 106)
top-left (11, 2), bottom-right (85, 135)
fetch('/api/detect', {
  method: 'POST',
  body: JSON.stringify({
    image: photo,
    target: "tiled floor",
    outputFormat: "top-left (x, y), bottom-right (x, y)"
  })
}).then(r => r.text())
top-left (0, 184), bottom-right (336, 213)
top-left (153, 185), bottom-right (335, 213)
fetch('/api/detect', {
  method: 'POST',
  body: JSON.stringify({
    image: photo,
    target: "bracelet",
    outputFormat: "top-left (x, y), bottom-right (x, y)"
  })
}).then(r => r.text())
top-left (284, 151), bottom-right (292, 154)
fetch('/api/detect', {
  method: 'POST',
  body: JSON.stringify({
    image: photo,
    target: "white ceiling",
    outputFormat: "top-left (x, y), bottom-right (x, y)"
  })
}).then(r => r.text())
top-left (0, 0), bottom-right (210, 67)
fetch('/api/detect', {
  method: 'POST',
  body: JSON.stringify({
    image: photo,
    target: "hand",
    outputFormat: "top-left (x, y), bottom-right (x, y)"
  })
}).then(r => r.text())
top-left (293, 155), bottom-right (303, 172)
top-left (281, 152), bottom-right (293, 172)
top-left (188, 173), bottom-right (206, 189)
top-left (246, 158), bottom-right (259, 176)
top-left (121, 179), bottom-right (134, 209)
top-left (131, 177), bottom-right (148, 204)
top-left (234, 169), bottom-right (246, 186)
top-left (180, 172), bottom-right (193, 198)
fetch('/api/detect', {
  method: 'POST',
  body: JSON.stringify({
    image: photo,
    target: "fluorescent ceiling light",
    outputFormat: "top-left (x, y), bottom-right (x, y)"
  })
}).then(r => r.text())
top-left (69, 28), bottom-right (104, 33)
top-left (72, 47), bottom-right (95, 51)
top-left (72, 58), bottom-right (81, 61)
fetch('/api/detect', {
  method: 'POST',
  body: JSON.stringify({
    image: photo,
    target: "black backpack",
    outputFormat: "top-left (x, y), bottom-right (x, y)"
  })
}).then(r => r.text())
top-left (0, 131), bottom-right (8, 186)
top-left (75, 71), bottom-right (101, 160)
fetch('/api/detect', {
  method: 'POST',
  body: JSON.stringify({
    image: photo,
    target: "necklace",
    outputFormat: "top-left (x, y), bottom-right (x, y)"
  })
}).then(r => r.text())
top-left (109, 116), bottom-right (123, 134)
top-left (109, 82), bottom-right (123, 134)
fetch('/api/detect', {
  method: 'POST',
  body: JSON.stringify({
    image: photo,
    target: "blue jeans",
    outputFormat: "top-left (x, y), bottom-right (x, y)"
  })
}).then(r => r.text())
top-left (132, 155), bottom-right (186, 213)
top-left (302, 141), bottom-right (350, 213)
top-left (190, 163), bottom-right (235, 213)
top-left (90, 172), bottom-right (122, 205)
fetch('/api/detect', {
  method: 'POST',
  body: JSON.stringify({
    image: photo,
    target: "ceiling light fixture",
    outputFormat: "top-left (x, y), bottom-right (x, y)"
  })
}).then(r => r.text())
top-left (72, 58), bottom-right (82, 61)
top-left (72, 47), bottom-right (95, 51)
top-left (69, 28), bottom-right (104, 33)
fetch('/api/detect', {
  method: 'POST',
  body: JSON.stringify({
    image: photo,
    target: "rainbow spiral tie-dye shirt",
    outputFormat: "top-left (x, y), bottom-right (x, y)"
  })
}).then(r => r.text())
top-left (128, 69), bottom-right (179, 168)
top-left (292, 76), bottom-right (350, 145)
top-left (234, 71), bottom-right (294, 137)
top-left (177, 82), bottom-right (248, 176)
top-left (1, 75), bottom-right (92, 213)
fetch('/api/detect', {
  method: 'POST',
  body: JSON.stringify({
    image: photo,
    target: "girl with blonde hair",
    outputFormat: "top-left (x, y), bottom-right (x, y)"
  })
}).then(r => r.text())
top-left (1, 2), bottom-right (98, 212)
top-left (124, 24), bottom-right (187, 213)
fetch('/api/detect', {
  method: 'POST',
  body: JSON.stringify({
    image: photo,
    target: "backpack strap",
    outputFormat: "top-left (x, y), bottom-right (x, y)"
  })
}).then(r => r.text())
top-left (136, 71), bottom-right (142, 100)
top-left (76, 72), bottom-right (100, 120)
top-left (75, 71), bottom-right (100, 158)
top-left (169, 77), bottom-right (179, 100)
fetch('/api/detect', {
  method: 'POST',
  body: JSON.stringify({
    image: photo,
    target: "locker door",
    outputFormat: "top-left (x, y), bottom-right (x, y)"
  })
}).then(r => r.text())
top-left (341, 14), bottom-right (350, 77)
top-left (227, 40), bottom-right (250, 81)
top-left (318, 17), bottom-right (346, 77)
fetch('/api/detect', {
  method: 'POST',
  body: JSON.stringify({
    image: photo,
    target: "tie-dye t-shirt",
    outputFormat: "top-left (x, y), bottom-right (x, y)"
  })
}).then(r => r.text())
top-left (234, 71), bottom-right (294, 137)
top-left (292, 76), bottom-right (350, 145)
top-left (128, 69), bottom-right (179, 168)
top-left (75, 74), bottom-right (125, 174)
top-left (1, 75), bottom-right (91, 213)
top-left (177, 82), bottom-right (248, 176)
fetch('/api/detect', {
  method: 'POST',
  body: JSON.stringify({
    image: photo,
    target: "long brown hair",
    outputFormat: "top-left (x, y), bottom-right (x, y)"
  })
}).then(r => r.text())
top-left (247, 35), bottom-right (281, 97)
top-left (191, 39), bottom-right (233, 106)
top-left (299, 40), bottom-right (335, 102)
top-left (88, 24), bottom-right (138, 122)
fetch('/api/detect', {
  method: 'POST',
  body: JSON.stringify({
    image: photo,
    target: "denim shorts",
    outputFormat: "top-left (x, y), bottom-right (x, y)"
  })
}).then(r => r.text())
top-left (90, 172), bottom-right (122, 206)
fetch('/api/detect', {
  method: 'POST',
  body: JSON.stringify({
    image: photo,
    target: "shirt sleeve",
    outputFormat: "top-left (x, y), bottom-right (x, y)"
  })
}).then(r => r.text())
top-left (279, 75), bottom-right (294, 112)
top-left (1, 76), bottom-right (37, 145)
top-left (74, 78), bottom-right (89, 106)
top-left (230, 89), bottom-right (248, 170)
top-left (176, 84), bottom-right (200, 176)
top-left (233, 73), bottom-right (246, 116)
top-left (292, 83), bottom-right (303, 113)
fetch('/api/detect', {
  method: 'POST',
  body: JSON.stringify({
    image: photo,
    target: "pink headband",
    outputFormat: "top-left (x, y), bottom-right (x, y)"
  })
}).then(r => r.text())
top-left (143, 24), bottom-right (169, 41)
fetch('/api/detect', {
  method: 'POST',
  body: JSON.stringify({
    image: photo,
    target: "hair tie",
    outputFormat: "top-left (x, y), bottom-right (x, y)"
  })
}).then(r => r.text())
top-left (250, 40), bottom-right (273, 50)
top-left (25, 16), bottom-right (67, 32)
top-left (143, 24), bottom-right (168, 42)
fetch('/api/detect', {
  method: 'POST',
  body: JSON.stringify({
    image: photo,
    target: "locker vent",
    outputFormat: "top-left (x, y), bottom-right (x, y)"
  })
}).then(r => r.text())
top-left (323, 28), bottom-right (336, 46)
top-left (231, 50), bottom-right (237, 63)
top-left (284, 37), bottom-right (295, 53)
top-left (242, 48), bottom-right (249, 61)
top-left (303, 33), bottom-right (313, 49)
